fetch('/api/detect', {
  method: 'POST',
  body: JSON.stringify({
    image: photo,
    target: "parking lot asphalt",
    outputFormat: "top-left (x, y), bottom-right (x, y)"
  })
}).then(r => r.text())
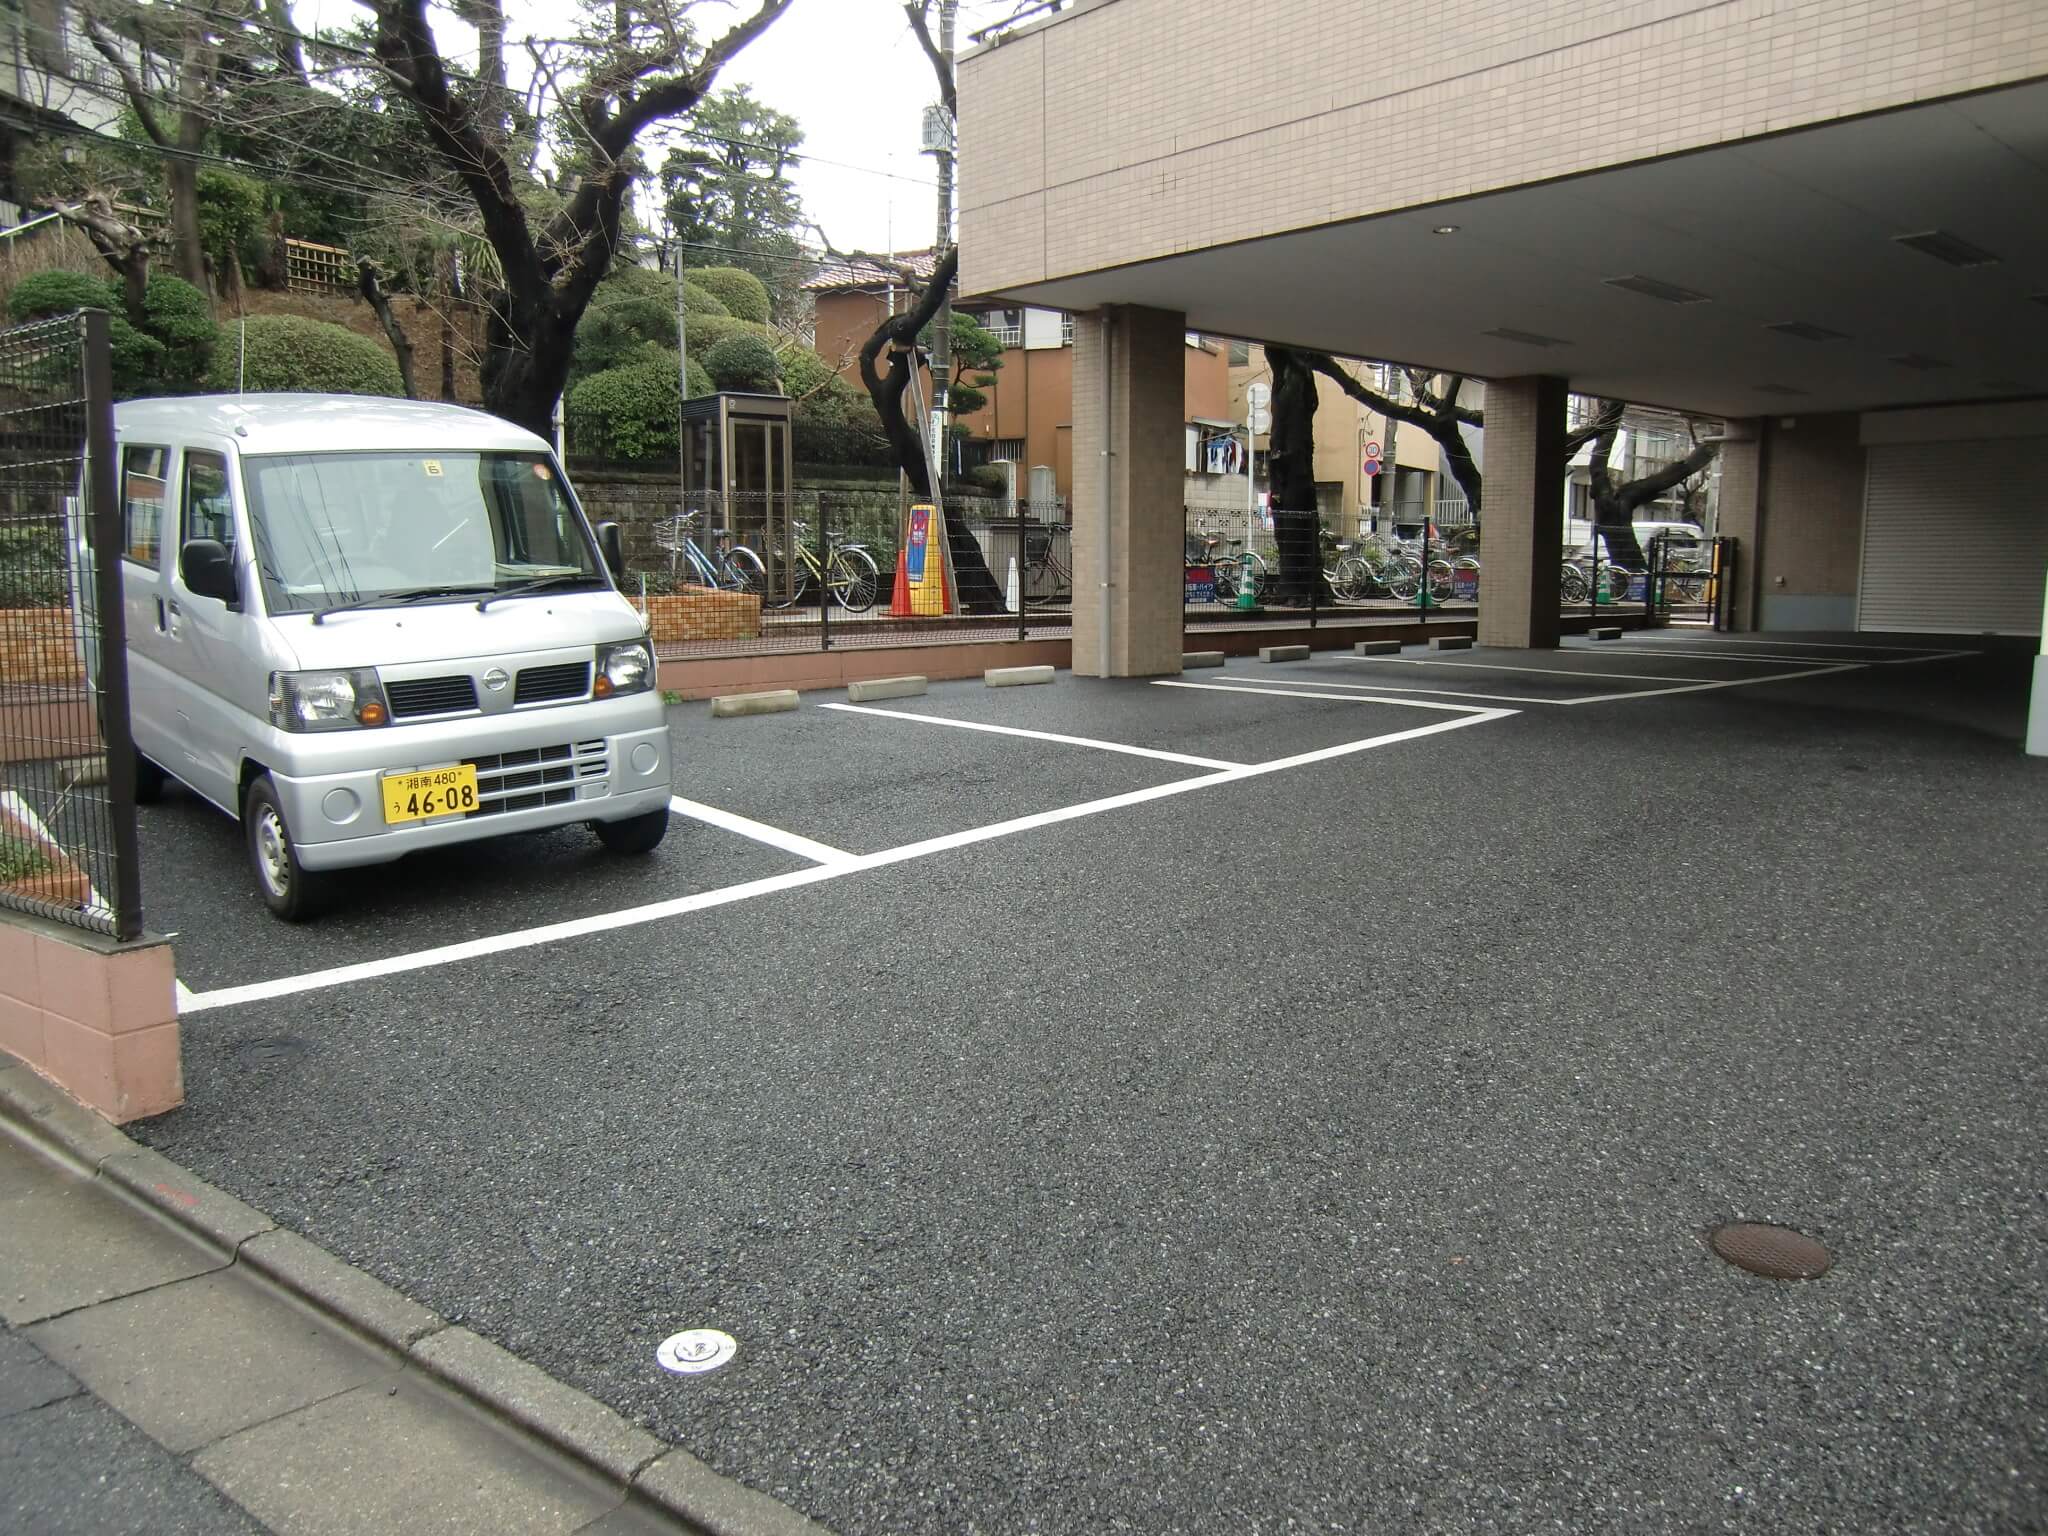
top-left (131, 637), bottom-right (2047, 1535)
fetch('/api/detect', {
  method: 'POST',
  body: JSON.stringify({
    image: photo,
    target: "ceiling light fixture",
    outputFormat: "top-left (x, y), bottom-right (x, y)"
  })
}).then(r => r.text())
top-left (1604, 274), bottom-right (1713, 305)
top-left (1432, 224), bottom-right (1460, 235)
top-left (1752, 383), bottom-right (1811, 396)
top-left (1482, 327), bottom-right (1571, 348)
top-left (1765, 321), bottom-right (1849, 342)
top-left (1888, 352), bottom-right (1953, 370)
top-left (1893, 230), bottom-right (1999, 268)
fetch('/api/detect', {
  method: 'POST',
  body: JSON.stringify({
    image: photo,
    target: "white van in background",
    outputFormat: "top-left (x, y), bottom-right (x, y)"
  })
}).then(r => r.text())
top-left (1563, 517), bottom-right (1705, 560)
top-left (104, 394), bottom-right (673, 919)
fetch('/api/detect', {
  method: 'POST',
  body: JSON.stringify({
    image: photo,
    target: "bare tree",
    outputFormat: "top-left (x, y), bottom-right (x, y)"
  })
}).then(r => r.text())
top-left (1303, 355), bottom-right (1488, 518)
top-left (1262, 344), bottom-right (1326, 605)
top-left (1585, 405), bottom-right (1718, 568)
top-left (367, 0), bottom-right (795, 437)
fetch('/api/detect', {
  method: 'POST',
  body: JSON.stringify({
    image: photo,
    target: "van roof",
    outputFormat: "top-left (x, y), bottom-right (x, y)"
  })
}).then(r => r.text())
top-left (113, 394), bottom-right (549, 457)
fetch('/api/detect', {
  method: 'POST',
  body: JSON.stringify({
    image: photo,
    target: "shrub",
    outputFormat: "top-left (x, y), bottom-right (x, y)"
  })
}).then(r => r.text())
top-left (138, 275), bottom-right (213, 389)
top-left (792, 375), bottom-right (891, 467)
top-left (681, 311), bottom-right (776, 358)
top-left (6, 269), bottom-right (116, 322)
top-left (777, 346), bottom-right (839, 400)
top-left (7, 271), bottom-right (166, 397)
top-left (686, 265), bottom-right (771, 323)
top-left (567, 352), bottom-right (713, 463)
top-left (205, 314), bottom-right (404, 397)
top-left (702, 332), bottom-right (780, 393)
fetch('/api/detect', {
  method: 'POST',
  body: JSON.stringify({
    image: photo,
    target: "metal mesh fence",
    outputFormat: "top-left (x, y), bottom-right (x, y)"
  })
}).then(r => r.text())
top-left (620, 491), bottom-right (1073, 657)
top-left (1182, 504), bottom-right (1482, 629)
top-left (0, 312), bottom-right (140, 939)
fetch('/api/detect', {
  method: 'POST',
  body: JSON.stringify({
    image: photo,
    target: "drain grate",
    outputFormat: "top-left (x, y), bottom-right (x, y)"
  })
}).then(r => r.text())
top-left (1710, 1222), bottom-right (1832, 1279)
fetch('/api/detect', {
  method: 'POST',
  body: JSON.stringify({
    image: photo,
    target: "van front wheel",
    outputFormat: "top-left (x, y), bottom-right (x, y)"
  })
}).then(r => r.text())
top-left (244, 775), bottom-right (331, 922)
top-left (593, 808), bottom-right (669, 855)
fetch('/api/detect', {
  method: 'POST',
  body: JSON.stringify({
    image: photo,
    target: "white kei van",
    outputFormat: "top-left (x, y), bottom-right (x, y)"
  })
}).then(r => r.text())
top-left (105, 394), bottom-right (673, 919)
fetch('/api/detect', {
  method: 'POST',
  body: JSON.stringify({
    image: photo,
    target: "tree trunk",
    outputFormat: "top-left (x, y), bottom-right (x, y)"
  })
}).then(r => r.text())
top-left (439, 249), bottom-right (460, 402)
top-left (357, 260), bottom-right (419, 399)
top-left (1264, 345), bottom-right (1324, 606)
top-left (164, 158), bottom-right (210, 295)
top-left (1441, 425), bottom-right (1483, 521)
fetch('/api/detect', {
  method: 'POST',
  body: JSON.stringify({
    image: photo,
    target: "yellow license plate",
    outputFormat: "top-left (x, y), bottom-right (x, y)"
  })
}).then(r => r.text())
top-left (381, 764), bottom-right (480, 824)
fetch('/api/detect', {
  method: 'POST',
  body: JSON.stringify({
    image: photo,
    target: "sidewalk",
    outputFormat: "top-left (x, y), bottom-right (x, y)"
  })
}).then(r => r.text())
top-left (0, 1058), bottom-right (823, 1536)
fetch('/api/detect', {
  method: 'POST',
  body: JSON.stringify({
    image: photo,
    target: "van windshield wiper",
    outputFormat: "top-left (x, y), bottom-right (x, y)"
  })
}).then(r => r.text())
top-left (311, 584), bottom-right (495, 625)
top-left (476, 573), bottom-right (603, 610)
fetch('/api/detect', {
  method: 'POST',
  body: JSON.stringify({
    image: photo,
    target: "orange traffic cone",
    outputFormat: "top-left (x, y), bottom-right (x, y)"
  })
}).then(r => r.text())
top-left (889, 546), bottom-right (912, 617)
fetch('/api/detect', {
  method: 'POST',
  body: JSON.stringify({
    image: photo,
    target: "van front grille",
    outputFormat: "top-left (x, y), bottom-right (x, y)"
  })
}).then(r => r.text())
top-left (515, 662), bottom-right (592, 706)
top-left (464, 740), bottom-right (608, 817)
top-left (385, 675), bottom-right (478, 718)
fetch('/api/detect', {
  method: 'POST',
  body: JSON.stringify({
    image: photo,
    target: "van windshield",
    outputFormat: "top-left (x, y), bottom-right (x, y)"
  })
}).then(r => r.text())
top-left (241, 450), bottom-right (604, 615)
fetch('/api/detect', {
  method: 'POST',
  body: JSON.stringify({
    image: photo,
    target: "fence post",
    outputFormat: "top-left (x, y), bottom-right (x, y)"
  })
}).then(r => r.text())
top-left (1309, 515), bottom-right (1319, 632)
top-left (817, 492), bottom-right (831, 653)
top-left (1016, 498), bottom-right (1028, 642)
top-left (82, 311), bottom-right (143, 941)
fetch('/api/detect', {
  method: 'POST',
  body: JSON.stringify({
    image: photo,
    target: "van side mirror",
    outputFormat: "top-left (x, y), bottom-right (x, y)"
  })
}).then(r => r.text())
top-left (596, 521), bottom-right (625, 582)
top-left (180, 539), bottom-right (239, 605)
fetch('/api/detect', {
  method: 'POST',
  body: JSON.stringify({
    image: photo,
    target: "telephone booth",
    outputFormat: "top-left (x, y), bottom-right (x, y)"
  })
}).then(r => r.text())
top-left (681, 392), bottom-right (798, 602)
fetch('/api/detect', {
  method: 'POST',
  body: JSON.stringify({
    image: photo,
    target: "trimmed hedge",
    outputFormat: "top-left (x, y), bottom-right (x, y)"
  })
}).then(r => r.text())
top-left (702, 332), bottom-right (780, 393)
top-left (686, 266), bottom-right (771, 323)
top-left (566, 352), bottom-right (715, 464)
top-left (5, 271), bottom-right (216, 396)
top-left (205, 314), bottom-right (405, 397)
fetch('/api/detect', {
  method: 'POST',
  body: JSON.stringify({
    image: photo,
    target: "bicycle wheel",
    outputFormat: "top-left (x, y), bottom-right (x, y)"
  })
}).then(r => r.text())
top-left (726, 544), bottom-right (769, 600)
top-left (1383, 557), bottom-right (1422, 601)
top-left (1426, 559), bottom-right (1455, 602)
top-left (1670, 571), bottom-right (1708, 604)
top-left (1210, 558), bottom-right (1240, 604)
top-left (1560, 563), bottom-right (1589, 604)
top-left (826, 546), bottom-right (880, 613)
top-left (1332, 555), bottom-right (1371, 601)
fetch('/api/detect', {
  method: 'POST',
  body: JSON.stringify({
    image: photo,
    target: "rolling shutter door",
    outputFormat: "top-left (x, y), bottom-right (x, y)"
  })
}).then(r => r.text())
top-left (1859, 439), bottom-right (2048, 634)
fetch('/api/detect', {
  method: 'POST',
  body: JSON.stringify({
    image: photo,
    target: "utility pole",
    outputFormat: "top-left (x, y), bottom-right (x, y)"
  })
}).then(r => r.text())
top-left (922, 0), bottom-right (958, 490)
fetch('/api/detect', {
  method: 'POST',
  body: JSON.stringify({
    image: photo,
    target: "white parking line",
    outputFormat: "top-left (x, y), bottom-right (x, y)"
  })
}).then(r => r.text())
top-left (667, 795), bottom-right (853, 866)
top-left (1239, 672), bottom-right (1568, 707)
top-left (1559, 661), bottom-right (1863, 704)
top-left (1153, 680), bottom-right (1511, 712)
top-left (820, 701), bottom-right (1243, 769)
top-left (178, 704), bottom-right (1511, 1014)
top-left (1332, 655), bottom-right (1719, 683)
top-left (1565, 644), bottom-right (1880, 666)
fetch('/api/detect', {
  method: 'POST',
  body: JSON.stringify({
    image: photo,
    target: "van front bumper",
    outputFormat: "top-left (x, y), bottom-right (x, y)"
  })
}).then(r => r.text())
top-left (272, 711), bottom-right (674, 872)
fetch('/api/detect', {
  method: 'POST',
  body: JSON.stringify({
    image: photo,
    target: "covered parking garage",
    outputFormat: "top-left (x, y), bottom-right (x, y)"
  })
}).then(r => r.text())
top-left (957, 0), bottom-right (2048, 751)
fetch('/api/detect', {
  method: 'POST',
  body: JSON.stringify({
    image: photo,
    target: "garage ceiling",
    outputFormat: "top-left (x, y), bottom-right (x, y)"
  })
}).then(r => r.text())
top-left (981, 79), bottom-right (2048, 420)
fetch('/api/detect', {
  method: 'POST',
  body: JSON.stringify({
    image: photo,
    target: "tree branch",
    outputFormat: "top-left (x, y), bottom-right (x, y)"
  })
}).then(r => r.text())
top-left (1562, 399), bottom-right (1624, 458)
top-left (589, 0), bottom-right (796, 161)
top-left (356, 257), bottom-right (420, 399)
top-left (1619, 439), bottom-right (1719, 514)
top-left (82, 15), bottom-right (172, 146)
top-left (1306, 353), bottom-right (1446, 436)
top-left (905, 2), bottom-right (955, 118)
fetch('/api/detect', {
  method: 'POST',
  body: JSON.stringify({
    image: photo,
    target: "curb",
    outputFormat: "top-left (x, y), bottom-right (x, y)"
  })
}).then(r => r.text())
top-left (0, 1058), bottom-right (831, 1536)
top-left (710, 690), bottom-right (800, 718)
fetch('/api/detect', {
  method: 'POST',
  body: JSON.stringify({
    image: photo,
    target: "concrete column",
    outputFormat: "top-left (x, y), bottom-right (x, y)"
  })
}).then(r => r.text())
top-left (1713, 420), bottom-right (1763, 631)
top-left (1071, 305), bottom-right (1186, 678)
top-left (1476, 375), bottom-right (1567, 650)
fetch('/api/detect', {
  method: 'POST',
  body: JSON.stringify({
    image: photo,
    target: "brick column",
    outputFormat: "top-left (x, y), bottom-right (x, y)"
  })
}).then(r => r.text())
top-left (1071, 306), bottom-right (1186, 677)
top-left (1711, 421), bottom-right (1763, 631)
top-left (1477, 375), bottom-right (1567, 650)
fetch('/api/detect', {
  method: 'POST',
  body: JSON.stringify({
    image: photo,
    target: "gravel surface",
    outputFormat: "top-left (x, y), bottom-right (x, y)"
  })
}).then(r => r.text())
top-left (135, 641), bottom-right (2048, 1535)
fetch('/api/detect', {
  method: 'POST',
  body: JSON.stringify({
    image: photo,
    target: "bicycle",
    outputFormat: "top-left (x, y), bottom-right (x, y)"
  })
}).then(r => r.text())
top-left (1020, 525), bottom-right (1072, 600)
top-left (763, 519), bottom-right (882, 613)
top-left (1561, 555), bottom-right (1637, 606)
top-left (1186, 534), bottom-right (1266, 603)
top-left (654, 511), bottom-right (767, 596)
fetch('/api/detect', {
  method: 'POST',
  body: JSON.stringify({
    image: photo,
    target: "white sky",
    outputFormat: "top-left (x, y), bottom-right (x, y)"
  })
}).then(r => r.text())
top-left (314, 0), bottom-right (1024, 257)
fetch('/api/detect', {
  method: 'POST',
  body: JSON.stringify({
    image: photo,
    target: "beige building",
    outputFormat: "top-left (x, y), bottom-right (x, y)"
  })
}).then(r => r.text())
top-left (956, 0), bottom-right (2048, 751)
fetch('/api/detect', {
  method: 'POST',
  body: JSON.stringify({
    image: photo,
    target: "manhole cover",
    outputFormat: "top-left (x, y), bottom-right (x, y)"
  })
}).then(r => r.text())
top-left (1709, 1222), bottom-right (1832, 1280)
top-left (657, 1329), bottom-right (737, 1375)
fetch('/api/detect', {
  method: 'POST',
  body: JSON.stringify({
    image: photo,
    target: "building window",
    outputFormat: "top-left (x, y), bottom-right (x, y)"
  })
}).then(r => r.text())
top-left (1060, 312), bottom-right (1074, 346)
top-left (980, 306), bottom-right (1022, 347)
top-left (1228, 340), bottom-right (1251, 366)
top-left (989, 438), bottom-right (1026, 462)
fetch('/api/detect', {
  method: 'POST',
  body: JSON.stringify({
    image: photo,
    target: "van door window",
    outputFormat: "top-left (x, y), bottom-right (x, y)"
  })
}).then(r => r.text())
top-left (122, 445), bottom-right (169, 566)
top-left (182, 450), bottom-right (235, 556)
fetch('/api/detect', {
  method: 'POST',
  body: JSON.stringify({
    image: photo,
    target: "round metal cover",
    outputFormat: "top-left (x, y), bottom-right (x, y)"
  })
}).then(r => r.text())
top-left (657, 1329), bottom-right (737, 1375)
top-left (1709, 1222), bottom-right (1832, 1280)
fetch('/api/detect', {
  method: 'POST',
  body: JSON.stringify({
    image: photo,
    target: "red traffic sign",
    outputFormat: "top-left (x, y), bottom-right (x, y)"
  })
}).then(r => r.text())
top-left (1363, 441), bottom-right (1382, 460)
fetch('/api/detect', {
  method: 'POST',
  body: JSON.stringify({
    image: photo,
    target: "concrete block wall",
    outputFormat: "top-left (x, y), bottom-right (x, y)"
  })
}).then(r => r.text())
top-left (0, 917), bottom-right (180, 1123)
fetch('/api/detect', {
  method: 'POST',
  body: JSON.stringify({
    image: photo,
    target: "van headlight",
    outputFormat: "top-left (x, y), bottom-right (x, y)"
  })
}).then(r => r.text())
top-left (269, 669), bottom-right (389, 731)
top-left (594, 640), bottom-right (652, 698)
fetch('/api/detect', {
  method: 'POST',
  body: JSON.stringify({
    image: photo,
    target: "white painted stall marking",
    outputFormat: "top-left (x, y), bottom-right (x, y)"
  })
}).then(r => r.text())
top-left (667, 795), bottom-right (853, 865)
top-left (820, 701), bottom-right (1243, 769)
